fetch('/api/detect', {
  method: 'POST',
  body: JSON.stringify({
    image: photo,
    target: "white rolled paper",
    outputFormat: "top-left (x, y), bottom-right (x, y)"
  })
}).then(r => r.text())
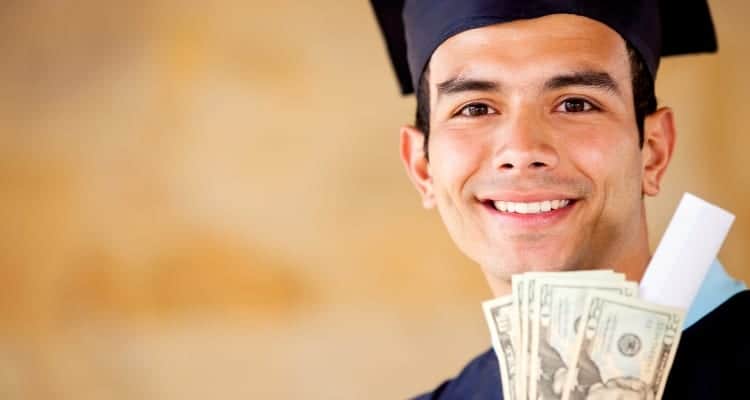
top-left (640, 193), bottom-right (735, 310)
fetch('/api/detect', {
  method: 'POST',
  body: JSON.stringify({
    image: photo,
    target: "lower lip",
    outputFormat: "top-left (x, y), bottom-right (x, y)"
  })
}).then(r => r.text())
top-left (481, 200), bottom-right (577, 227)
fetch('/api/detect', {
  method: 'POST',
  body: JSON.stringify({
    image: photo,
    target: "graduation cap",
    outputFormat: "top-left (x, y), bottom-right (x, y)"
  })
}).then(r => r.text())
top-left (371, 0), bottom-right (718, 95)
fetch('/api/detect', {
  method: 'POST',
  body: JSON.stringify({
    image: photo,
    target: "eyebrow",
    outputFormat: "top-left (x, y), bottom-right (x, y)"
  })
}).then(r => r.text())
top-left (436, 76), bottom-right (501, 100)
top-left (434, 69), bottom-right (621, 103)
top-left (543, 70), bottom-right (621, 95)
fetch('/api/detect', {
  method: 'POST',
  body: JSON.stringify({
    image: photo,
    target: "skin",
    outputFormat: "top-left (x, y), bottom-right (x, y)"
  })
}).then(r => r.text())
top-left (400, 14), bottom-right (676, 297)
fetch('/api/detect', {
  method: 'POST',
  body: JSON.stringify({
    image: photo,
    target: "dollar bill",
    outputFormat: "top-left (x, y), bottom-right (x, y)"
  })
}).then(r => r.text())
top-left (560, 291), bottom-right (685, 400)
top-left (483, 295), bottom-right (521, 400)
top-left (528, 278), bottom-right (638, 400)
top-left (513, 270), bottom-right (621, 399)
top-left (511, 275), bottom-right (528, 399)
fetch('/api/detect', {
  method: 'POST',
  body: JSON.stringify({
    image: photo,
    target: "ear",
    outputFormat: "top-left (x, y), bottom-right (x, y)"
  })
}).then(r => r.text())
top-left (400, 125), bottom-right (436, 208)
top-left (641, 107), bottom-right (676, 196)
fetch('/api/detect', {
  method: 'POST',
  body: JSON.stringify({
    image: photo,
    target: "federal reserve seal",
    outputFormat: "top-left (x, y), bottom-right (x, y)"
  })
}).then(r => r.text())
top-left (618, 333), bottom-right (642, 357)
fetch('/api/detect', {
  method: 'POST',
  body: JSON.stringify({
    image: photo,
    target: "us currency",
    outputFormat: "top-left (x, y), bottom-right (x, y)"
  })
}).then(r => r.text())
top-left (513, 270), bottom-right (621, 399)
top-left (528, 278), bottom-right (638, 400)
top-left (511, 275), bottom-right (527, 398)
top-left (482, 295), bottom-right (520, 400)
top-left (560, 291), bottom-right (685, 400)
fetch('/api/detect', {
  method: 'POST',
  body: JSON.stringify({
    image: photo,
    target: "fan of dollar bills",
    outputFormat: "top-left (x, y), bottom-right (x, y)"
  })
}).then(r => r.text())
top-left (482, 270), bottom-right (685, 400)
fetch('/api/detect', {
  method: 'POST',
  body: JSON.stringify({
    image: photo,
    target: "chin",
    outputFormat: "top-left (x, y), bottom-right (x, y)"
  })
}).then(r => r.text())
top-left (481, 253), bottom-right (582, 276)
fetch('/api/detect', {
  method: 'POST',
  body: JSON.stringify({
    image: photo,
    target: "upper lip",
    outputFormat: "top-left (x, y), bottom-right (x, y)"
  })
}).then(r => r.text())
top-left (477, 191), bottom-right (579, 203)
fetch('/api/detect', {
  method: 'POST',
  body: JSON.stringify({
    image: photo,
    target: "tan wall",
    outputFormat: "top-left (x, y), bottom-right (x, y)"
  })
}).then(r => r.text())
top-left (0, 1), bottom-right (747, 398)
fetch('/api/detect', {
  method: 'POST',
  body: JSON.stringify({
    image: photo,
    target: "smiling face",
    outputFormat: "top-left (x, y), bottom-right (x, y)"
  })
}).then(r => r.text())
top-left (400, 14), bottom-right (675, 287)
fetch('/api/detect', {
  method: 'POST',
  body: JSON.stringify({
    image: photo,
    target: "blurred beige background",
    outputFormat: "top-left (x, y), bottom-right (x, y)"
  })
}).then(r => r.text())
top-left (0, 1), bottom-right (748, 399)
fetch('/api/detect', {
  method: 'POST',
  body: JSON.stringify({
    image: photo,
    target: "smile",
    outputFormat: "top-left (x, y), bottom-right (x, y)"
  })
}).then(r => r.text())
top-left (490, 199), bottom-right (574, 214)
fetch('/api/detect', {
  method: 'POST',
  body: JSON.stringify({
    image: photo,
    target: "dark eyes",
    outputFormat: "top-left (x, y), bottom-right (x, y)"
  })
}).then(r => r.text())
top-left (457, 103), bottom-right (496, 117)
top-left (454, 98), bottom-right (598, 118)
top-left (555, 98), bottom-right (598, 113)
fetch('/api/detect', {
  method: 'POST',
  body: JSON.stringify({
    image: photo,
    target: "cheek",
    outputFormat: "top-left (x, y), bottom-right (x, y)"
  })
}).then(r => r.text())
top-left (429, 129), bottom-right (489, 196)
top-left (565, 127), bottom-right (640, 188)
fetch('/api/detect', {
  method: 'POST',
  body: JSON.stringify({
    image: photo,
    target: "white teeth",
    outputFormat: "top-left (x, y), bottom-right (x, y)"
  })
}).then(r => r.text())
top-left (492, 199), bottom-right (572, 214)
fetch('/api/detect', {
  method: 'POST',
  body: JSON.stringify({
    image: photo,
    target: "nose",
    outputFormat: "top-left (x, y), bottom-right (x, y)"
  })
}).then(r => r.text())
top-left (492, 111), bottom-right (559, 173)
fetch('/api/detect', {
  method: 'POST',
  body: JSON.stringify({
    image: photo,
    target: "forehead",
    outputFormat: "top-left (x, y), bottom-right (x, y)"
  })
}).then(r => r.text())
top-left (428, 14), bottom-right (630, 84)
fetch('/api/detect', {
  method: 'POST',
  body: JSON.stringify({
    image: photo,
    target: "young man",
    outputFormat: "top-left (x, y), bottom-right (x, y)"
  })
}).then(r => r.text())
top-left (370, 1), bottom-right (748, 399)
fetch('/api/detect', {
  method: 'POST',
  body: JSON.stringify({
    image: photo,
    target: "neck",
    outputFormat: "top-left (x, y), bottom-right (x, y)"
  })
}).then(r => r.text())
top-left (485, 275), bottom-right (513, 297)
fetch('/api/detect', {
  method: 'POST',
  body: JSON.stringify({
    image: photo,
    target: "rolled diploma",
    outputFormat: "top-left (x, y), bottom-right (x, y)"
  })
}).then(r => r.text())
top-left (640, 193), bottom-right (735, 310)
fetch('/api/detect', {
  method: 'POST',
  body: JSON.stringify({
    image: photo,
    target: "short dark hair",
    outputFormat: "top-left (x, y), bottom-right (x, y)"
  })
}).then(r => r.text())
top-left (415, 42), bottom-right (657, 158)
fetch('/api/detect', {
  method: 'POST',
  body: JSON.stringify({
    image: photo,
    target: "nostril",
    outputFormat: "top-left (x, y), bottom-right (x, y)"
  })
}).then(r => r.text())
top-left (500, 163), bottom-right (514, 169)
top-left (530, 161), bottom-right (547, 168)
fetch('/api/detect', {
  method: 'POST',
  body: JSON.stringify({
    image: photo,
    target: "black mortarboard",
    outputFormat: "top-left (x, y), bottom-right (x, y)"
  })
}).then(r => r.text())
top-left (371, 0), bottom-right (718, 95)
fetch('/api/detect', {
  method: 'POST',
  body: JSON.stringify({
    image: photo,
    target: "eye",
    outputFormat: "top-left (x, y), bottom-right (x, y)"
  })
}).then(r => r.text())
top-left (456, 103), bottom-right (496, 117)
top-left (556, 98), bottom-right (598, 113)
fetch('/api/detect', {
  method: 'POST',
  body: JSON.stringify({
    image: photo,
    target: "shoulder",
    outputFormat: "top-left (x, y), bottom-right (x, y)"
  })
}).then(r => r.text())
top-left (411, 348), bottom-right (504, 400)
top-left (664, 290), bottom-right (750, 399)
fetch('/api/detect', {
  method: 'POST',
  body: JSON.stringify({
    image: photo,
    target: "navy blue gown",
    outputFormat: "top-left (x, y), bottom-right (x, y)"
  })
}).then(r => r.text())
top-left (413, 290), bottom-right (750, 400)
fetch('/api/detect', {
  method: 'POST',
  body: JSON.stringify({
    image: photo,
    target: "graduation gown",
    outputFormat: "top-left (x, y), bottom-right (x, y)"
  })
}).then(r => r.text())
top-left (413, 290), bottom-right (750, 400)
